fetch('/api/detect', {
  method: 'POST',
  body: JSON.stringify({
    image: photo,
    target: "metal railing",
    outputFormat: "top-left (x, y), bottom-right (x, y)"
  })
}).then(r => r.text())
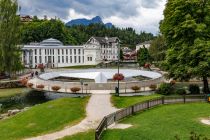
top-left (95, 94), bottom-right (207, 140)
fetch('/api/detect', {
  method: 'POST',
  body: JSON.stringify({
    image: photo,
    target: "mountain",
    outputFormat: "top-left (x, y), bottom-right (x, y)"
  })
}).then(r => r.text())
top-left (66, 16), bottom-right (113, 28)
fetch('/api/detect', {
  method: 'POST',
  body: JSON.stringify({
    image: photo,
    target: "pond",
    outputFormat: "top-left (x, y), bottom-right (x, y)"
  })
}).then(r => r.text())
top-left (0, 90), bottom-right (50, 113)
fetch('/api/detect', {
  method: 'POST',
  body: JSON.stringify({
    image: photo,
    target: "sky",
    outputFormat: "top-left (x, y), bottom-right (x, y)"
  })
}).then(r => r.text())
top-left (18, 0), bottom-right (167, 35)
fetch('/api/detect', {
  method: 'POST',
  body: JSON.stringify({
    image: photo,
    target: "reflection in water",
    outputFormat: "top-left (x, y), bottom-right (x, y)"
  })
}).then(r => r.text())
top-left (0, 90), bottom-right (50, 113)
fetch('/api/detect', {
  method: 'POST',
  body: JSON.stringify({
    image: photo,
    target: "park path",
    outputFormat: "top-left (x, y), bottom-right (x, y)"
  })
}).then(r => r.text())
top-left (25, 90), bottom-right (118, 140)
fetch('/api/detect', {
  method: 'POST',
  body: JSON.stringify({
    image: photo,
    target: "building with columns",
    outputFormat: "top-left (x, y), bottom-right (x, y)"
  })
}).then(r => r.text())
top-left (22, 37), bottom-right (119, 68)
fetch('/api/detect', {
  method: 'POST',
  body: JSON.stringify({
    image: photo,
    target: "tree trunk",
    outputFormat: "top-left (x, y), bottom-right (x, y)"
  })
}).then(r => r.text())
top-left (203, 76), bottom-right (209, 94)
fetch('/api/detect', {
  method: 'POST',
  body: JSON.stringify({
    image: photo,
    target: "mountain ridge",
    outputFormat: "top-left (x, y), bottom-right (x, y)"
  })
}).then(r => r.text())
top-left (66, 16), bottom-right (113, 28)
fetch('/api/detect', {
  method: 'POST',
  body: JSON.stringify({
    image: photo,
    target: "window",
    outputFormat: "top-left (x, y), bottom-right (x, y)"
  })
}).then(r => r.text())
top-left (39, 56), bottom-right (42, 63)
top-left (58, 49), bottom-right (60, 55)
top-left (58, 56), bottom-right (60, 63)
top-left (53, 56), bottom-right (54, 63)
top-left (39, 49), bottom-right (41, 55)
top-left (74, 56), bottom-right (77, 63)
top-left (66, 56), bottom-right (68, 63)
top-left (70, 49), bottom-right (72, 55)
top-left (35, 49), bottom-right (37, 55)
top-left (79, 56), bottom-right (81, 63)
top-left (45, 49), bottom-right (47, 55)
top-left (62, 49), bottom-right (64, 55)
top-left (70, 56), bottom-right (72, 63)
top-left (78, 49), bottom-right (81, 55)
top-left (74, 49), bottom-right (76, 55)
top-left (35, 56), bottom-right (37, 63)
top-left (45, 56), bottom-right (47, 63)
top-left (53, 49), bottom-right (54, 55)
top-left (62, 56), bottom-right (64, 63)
top-left (66, 49), bottom-right (68, 55)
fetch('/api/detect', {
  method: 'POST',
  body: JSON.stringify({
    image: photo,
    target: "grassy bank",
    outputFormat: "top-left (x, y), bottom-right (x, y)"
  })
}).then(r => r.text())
top-left (60, 130), bottom-right (95, 140)
top-left (0, 88), bottom-right (28, 98)
top-left (111, 94), bottom-right (162, 108)
top-left (0, 97), bottom-right (89, 140)
top-left (102, 103), bottom-right (210, 140)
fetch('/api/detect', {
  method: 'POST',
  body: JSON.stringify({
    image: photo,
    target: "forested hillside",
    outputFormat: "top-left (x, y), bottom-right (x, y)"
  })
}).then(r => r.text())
top-left (20, 19), bottom-right (154, 48)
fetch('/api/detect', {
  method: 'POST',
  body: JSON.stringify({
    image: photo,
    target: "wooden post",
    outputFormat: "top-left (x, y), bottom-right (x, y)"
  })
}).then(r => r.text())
top-left (147, 100), bottom-right (150, 109)
top-left (162, 96), bottom-right (165, 104)
top-left (183, 95), bottom-right (186, 103)
top-left (132, 105), bottom-right (135, 114)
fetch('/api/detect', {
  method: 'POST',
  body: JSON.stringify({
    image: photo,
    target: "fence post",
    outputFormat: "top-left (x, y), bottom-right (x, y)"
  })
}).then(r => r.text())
top-left (147, 100), bottom-right (150, 109)
top-left (132, 105), bottom-right (135, 114)
top-left (162, 96), bottom-right (165, 104)
top-left (105, 117), bottom-right (108, 129)
top-left (95, 130), bottom-right (99, 140)
top-left (183, 95), bottom-right (186, 103)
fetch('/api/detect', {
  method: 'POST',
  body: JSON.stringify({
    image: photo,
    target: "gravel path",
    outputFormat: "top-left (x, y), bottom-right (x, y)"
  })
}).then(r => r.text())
top-left (25, 90), bottom-right (118, 140)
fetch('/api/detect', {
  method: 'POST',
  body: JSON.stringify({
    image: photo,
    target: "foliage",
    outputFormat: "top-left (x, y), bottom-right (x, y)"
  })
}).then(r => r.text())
top-left (189, 84), bottom-right (200, 94)
top-left (137, 47), bottom-right (151, 67)
top-left (19, 78), bottom-right (28, 86)
top-left (21, 19), bottom-right (76, 45)
top-left (0, 0), bottom-right (23, 75)
top-left (156, 83), bottom-right (174, 95)
top-left (149, 35), bottom-right (167, 62)
top-left (51, 86), bottom-right (61, 91)
top-left (170, 80), bottom-right (176, 85)
top-left (20, 19), bottom-right (154, 48)
top-left (149, 85), bottom-right (157, 91)
top-left (160, 0), bottom-right (210, 93)
top-left (113, 73), bottom-right (125, 81)
top-left (0, 98), bottom-right (89, 140)
top-left (70, 87), bottom-right (81, 93)
top-left (36, 84), bottom-right (45, 89)
top-left (175, 88), bottom-right (186, 95)
top-left (131, 86), bottom-right (141, 93)
top-left (27, 83), bottom-right (33, 88)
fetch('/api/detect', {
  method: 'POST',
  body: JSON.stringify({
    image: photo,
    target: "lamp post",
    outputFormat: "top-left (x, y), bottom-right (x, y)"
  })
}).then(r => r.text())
top-left (117, 42), bottom-right (120, 96)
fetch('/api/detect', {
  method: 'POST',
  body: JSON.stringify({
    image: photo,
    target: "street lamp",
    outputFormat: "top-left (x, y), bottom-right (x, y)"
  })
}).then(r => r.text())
top-left (80, 79), bottom-right (84, 94)
top-left (117, 41), bottom-right (120, 96)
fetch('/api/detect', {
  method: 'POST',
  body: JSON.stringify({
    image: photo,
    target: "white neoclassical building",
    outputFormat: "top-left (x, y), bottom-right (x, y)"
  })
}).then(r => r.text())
top-left (22, 37), bottom-right (120, 68)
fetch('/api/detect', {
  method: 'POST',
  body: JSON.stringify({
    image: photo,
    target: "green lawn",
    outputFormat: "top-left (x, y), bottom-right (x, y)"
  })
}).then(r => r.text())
top-left (102, 103), bottom-right (210, 140)
top-left (60, 130), bottom-right (95, 140)
top-left (112, 94), bottom-right (162, 108)
top-left (0, 88), bottom-right (28, 98)
top-left (0, 97), bottom-right (89, 140)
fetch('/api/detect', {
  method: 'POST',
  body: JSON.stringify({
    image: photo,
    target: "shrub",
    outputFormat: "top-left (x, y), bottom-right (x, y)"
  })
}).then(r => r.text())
top-left (27, 83), bottom-right (33, 88)
top-left (51, 86), bottom-right (61, 91)
top-left (131, 86), bottom-right (141, 93)
top-left (189, 84), bottom-right (200, 94)
top-left (71, 87), bottom-right (81, 93)
top-left (149, 84), bottom-right (157, 91)
top-left (113, 73), bottom-right (125, 81)
top-left (156, 83), bottom-right (174, 95)
top-left (36, 84), bottom-right (45, 89)
top-left (175, 88), bottom-right (186, 95)
top-left (19, 78), bottom-right (28, 86)
top-left (170, 80), bottom-right (176, 85)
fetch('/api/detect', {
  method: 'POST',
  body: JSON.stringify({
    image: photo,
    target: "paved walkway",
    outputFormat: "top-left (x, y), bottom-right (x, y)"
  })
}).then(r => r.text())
top-left (25, 90), bottom-right (118, 140)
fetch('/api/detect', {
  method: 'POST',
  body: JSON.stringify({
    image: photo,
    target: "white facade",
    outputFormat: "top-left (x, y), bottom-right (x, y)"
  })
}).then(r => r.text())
top-left (22, 37), bottom-right (119, 68)
top-left (136, 41), bottom-right (151, 51)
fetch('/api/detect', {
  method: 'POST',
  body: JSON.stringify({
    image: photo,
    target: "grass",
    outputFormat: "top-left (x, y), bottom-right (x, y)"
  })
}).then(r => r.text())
top-left (60, 130), bottom-right (95, 140)
top-left (112, 94), bottom-right (162, 108)
top-left (0, 88), bottom-right (28, 98)
top-left (61, 65), bottom-right (97, 69)
top-left (0, 97), bottom-right (89, 140)
top-left (102, 103), bottom-right (210, 140)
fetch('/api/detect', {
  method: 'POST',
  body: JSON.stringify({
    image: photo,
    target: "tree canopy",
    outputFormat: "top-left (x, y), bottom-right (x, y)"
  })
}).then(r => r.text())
top-left (160, 0), bottom-right (210, 93)
top-left (137, 47), bottom-right (151, 67)
top-left (20, 19), bottom-right (154, 48)
top-left (0, 0), bottom-right (23, 75)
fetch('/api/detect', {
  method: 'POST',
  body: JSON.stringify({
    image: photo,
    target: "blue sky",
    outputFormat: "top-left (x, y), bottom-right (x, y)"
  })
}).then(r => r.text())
top-left (18, 0), bottom-right (166, 34)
